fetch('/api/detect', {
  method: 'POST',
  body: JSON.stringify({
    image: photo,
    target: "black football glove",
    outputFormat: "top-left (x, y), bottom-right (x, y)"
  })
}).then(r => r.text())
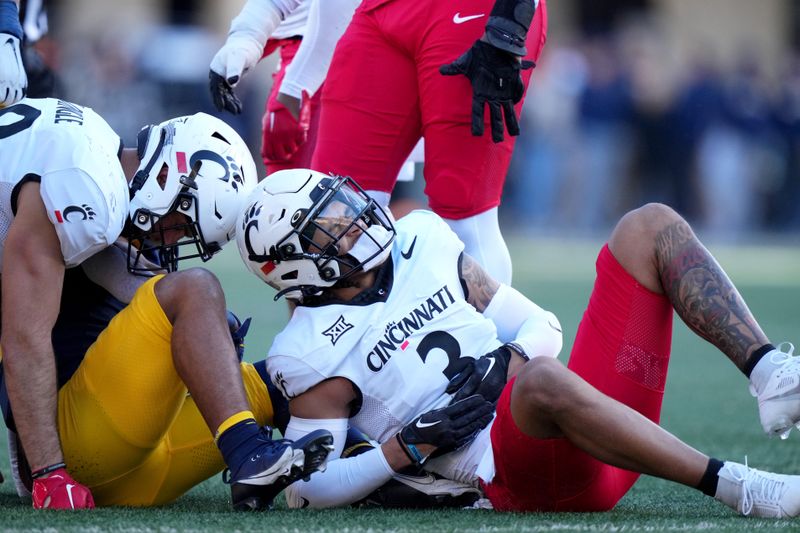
top-left (446, 345), bottom-right (512, 405)
top-left (209, 70), bottom-right (243, 115)
top-left (226, 310), bottom-right (252, 362)
top-left (397, 395), bottom-right (494, 465)
top-left (440, 40), bottom-right (534, 143)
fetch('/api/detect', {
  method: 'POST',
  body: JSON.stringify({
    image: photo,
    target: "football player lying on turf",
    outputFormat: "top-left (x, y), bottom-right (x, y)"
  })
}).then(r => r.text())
top-left (235, 168), bottom-right (800, 517)
top-left (0, 99), bottom-right (333, 510)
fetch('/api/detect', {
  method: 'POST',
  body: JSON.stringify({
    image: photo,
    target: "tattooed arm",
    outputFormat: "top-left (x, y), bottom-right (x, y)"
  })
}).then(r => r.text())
top-left (458, 252), bottom-right (563, 365)
top-left (459, 253), bottom-right (500, 312)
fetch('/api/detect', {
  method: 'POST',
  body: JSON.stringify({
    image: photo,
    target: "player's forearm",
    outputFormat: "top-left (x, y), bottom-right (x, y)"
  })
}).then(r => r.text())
top-left (228, 0), bottom-right (303, 48)
top-left (285, 446), bottom-right (395, 508)
top-left (2, 340), bottom-right (64, 470)
top-left (279, 0), bottom-right (360, 98)
top-left (483, 284), bottom-right (563, 359)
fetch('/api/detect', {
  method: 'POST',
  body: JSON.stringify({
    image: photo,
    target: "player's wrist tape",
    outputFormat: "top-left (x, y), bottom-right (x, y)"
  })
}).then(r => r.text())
top-left (31, 462), bottom-right (67, 479)
top-left (0, 0), bottom-right (23, 40)
top-left (395, 434), bottom-right (426, 466)
top-left (485, 0), bottom-right (536, 56)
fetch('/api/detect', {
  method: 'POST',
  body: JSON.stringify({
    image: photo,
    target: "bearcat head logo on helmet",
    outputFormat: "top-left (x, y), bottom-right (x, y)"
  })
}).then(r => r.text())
top-left (126, 113), bottom-right (257, 273)
top-left (236, 169), bottom-right (396, 301)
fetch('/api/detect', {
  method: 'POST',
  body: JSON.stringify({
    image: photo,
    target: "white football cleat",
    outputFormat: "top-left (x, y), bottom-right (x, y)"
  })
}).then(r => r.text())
top-left (749, 343), bottom-right (800, 439)
top-left (715, 461), bottom-right (800, 518)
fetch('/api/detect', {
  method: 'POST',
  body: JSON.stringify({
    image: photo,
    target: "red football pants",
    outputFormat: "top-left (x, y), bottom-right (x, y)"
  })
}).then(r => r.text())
top-left (311, 0), bottom-right (547, 219)
top-left (261, 38), bottom-right (323, 174)
top-left (482, 245), bottom-right (675, 512)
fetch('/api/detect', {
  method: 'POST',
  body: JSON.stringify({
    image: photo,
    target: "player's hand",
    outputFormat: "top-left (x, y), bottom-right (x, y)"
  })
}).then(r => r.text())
top-left (208, 35), bottom-right (264, 114)
top-left (397, 395), bottom-right (494, 464)
top-left (32, 468), bottom-right (95, 510)
top-left (440, 40), bottom-right (533, 143)
top-left (261, 91), bottom-right (311, 163)
top-left (0, 33), bottom-right (27, 107)
top-left (446, 345), bottom-right (512, 405)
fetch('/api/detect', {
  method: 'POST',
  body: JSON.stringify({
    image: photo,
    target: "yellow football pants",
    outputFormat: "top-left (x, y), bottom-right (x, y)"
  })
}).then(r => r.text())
top-left (57, 275), bottom-right (274, 506)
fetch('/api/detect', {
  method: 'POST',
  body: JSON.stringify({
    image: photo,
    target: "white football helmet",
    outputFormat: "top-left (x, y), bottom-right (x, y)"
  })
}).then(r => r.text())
top-left (127, 112), bottom-right (257, 272)
top-left (236, 169), bottom-right (395, 300)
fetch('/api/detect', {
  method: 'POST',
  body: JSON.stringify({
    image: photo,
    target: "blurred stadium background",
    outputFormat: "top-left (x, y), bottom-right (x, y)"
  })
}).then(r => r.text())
top-left (2, 0), bottom-right (800, 530)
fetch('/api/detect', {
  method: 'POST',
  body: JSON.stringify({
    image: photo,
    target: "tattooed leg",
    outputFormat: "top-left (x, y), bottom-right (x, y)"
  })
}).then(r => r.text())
top-left (608, 203), bottom-right (769, 372)
top-left (651, 213), bottom-right (769, 372)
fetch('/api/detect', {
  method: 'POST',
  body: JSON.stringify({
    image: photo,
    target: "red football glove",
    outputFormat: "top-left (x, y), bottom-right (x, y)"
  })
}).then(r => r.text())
top-left (261, 90), bottom-right (312, 163)
top-left (32, 468), bottom-right (95, 510)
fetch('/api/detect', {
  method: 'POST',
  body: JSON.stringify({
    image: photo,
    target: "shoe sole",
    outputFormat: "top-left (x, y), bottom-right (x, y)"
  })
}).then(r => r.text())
top-left (765, 415), bottom-right (800, 440)
top-left (231, 429), bottom-right (335, 511)
top-left (761, 397), bottom-right (800, 439)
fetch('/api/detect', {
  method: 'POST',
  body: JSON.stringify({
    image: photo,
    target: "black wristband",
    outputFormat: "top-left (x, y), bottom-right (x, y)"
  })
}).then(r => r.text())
top-left (395, 434), bottom-right (424, 466)
top-left (503, 342), bottom-right (529, 362)
top-left (31, 462), bottom-right (66, 479)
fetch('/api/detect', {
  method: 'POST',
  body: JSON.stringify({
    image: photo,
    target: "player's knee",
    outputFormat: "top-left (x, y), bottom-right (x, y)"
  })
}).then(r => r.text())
top-left (614, 203), bottom-right (683, 243)
top-left (515, 357), bottom-right (571, 414)
top-left (155, 268), bottom-right (225, 319)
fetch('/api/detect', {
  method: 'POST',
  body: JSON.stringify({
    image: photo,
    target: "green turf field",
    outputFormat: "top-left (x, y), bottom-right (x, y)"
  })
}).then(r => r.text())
top-left (1, 235), bottom-right (799, 531)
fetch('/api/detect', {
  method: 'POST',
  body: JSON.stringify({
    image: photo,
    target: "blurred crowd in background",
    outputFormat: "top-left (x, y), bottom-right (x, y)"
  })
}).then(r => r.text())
top-left (507, 26), bottom-right (800, 240)
top-left (30, 0), bottom-right (800, 240)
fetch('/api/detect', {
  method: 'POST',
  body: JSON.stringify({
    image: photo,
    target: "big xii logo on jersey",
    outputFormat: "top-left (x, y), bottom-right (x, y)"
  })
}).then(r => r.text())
top-left (322, 315), bottom-right (354, 345)
top-left (366, 285), bottom-right (456, 372)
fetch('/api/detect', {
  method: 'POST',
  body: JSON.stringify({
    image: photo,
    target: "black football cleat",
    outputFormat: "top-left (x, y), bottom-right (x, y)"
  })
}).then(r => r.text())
top-left (227, 428), bottom-right (334, 511)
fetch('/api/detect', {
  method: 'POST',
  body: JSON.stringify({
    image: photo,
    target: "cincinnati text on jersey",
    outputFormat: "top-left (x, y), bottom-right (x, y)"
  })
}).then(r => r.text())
top-left (366, 285), bottom-right (456, 372)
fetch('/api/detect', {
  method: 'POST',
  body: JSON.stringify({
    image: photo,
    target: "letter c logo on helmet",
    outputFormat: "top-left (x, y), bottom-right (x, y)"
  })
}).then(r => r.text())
top-left (126, 113), bottom-right (258, 274)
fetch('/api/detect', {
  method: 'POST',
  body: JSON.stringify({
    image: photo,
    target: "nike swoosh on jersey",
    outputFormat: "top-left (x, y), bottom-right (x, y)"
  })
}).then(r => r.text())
top-left (453, 13), bottom-right (485, 24)
top-left (401, 236), bottom-right (417, 259)
top-left (548, 320), bottom-right (562, 333)
top-left (415, 418), bottom-right (442, 429)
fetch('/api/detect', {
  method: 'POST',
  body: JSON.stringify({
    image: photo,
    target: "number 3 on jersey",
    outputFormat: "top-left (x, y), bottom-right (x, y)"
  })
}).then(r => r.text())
top-left (416, 331), bottom-right (472, 381)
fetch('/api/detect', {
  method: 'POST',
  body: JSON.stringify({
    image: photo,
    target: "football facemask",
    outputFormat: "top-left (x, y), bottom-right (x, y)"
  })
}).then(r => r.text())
top-left (237, 170), bottom-right (395, 300)
top-left (127, 113), bottom-right (257, 273)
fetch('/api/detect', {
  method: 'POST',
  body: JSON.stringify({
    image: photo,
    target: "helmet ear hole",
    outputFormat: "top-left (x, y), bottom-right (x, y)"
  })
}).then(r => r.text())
top-left (290, 209), bottom-right (307, 228)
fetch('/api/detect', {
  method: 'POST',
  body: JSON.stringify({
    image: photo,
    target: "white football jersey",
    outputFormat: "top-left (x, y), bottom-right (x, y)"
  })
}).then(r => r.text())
top-left (0, 98), bottom-right (129, 269)
top-left (268, 210), bottom-right (502, 483)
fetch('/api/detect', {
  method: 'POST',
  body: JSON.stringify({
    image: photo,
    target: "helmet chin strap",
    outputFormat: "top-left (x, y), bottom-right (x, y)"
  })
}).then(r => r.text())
top-left (348, 224), bottom-right (394, 272)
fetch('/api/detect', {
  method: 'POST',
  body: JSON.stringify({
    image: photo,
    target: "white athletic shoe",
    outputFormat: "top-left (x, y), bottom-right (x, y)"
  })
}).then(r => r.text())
top-left (749, 343), bottom-right (800, 439)
top-left (715, 461), bottom-right (800, 518)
